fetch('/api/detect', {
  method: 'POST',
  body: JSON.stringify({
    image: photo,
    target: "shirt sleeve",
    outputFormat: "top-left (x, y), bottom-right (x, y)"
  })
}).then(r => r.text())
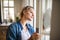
top-left (6, 24), bottom-right (17, 40)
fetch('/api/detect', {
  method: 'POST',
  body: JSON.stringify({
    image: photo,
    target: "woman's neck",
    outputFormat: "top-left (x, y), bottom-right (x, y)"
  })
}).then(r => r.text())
top-left (20, 17), bottom-right (28, 27)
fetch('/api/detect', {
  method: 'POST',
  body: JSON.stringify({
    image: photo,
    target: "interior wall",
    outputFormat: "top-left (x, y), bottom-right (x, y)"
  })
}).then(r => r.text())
top-left (50, 0), bottom-right (60, 40)
top-left (0, 0), bottom-right (2, 23)
top-left (14, 0), bottom-right (29, 20)
top-left (14, 0), bottom-right (22, 17)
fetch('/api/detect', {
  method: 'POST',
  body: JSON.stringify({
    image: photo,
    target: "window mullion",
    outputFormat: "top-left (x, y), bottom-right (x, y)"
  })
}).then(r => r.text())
top-left (8, 0), bottom-right (9, 16)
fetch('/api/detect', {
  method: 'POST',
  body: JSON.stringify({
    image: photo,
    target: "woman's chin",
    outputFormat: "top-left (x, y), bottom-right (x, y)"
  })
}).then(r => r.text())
top-left (28, 19), bottom-right (33, 21)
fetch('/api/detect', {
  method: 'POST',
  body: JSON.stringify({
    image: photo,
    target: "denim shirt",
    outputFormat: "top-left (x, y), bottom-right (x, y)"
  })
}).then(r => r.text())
top-left (6, 21), bottom-right (35, 40)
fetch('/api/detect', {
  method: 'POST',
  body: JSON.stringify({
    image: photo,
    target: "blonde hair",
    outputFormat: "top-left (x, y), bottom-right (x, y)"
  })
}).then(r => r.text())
top-left (20, 6), bottom-right (34, 18)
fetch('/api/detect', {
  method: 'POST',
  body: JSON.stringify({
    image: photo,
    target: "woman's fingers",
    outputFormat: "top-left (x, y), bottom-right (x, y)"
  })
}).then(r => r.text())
top-left (28, 32), bottom-right (41, 40)
top-left (32, 32), bottom-right (41, 39)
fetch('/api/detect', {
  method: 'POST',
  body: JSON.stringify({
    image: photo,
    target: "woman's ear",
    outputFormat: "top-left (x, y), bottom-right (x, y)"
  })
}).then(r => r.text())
top-left (23, 10), bottom-right (26, 15)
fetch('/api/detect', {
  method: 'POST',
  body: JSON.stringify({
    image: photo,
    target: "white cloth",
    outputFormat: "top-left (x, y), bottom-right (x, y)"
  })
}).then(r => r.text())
top-left (21, 29), bottom-right (31, 40)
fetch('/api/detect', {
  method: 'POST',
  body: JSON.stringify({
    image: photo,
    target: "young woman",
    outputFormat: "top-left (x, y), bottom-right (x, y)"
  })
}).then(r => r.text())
top-left (6, 6), bottom-right (40, 40)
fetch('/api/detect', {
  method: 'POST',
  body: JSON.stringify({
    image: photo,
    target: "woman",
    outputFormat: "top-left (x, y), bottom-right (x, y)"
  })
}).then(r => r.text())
top-left (6, 6), bottom-right (40, 40)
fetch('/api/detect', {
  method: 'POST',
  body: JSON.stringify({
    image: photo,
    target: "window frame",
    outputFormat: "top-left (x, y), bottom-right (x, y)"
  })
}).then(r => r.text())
top-left (1, 0), bottom-right (14, 23)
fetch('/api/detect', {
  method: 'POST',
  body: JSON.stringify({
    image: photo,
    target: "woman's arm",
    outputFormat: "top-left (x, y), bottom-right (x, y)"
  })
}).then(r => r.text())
top-left (6, 24), bottom-right (17, 40)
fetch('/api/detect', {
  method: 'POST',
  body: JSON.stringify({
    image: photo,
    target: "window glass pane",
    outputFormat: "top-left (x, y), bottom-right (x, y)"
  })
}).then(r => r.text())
top-left (9, 1), bottom-right (14, 7)
top-left (41, 35), bottom-right (50, 40)
top-left (43, 0), bottom-right (52, 32)
top-left (4, 8), bottom-right (8, 19)
top-left (9, 8), bottom-right (14, 21)
top-left (3, 1), bottom-right (8, 6)
top-left (42, 0), bottom-right (46, 14)
top-left (47, 0), bottom-right (52, 9)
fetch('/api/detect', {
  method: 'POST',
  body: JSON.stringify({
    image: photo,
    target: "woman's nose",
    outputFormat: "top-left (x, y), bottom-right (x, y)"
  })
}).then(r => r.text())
top-left (32, 13), bottom-right (34, 16)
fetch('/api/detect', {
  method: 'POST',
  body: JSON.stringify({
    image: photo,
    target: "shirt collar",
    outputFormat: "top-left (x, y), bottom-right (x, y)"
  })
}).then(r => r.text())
top-left (17, 20), bottom-right (30, 30)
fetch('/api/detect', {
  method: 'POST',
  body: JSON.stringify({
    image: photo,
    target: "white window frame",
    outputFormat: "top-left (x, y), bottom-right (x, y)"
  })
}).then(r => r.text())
top-left (1, 0), bottom-right (14, 23)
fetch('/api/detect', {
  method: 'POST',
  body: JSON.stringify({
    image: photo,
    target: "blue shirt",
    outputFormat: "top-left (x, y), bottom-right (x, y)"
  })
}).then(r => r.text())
top-left (6, 21), bottom-right (35, 40)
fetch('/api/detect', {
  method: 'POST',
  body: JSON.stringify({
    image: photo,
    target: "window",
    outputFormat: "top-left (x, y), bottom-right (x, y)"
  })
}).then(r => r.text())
top-left (41, 0), bottom-right (52, 40)
top-left (1, 0), bottom-right (14, 23)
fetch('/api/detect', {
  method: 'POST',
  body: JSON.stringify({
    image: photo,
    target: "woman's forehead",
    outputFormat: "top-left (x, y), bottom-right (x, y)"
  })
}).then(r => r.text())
top-left (27, 8), bottom-right (34, 12)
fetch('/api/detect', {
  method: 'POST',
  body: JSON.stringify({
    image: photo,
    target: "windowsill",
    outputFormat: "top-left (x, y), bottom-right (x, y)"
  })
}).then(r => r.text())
top-left (0, 23), bottom-right (11, 26)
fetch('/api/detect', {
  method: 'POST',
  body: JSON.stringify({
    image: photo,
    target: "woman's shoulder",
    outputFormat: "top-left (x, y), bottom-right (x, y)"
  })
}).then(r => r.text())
top-left (27, 23), bottom-right (34, 31)
top-left (8, 22), bottom-right (17, 29)
top-left (9, 22), bottom-right (17, 26)
top-left (8, 21), bottom-right (19, 28)
top-left (27, 23), bottom-right (33, 28)
top-left (9, 21), bottom-right (22, 30)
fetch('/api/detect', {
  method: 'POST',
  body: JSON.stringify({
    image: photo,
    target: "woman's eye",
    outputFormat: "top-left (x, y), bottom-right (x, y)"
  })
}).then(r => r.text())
top-left (30, 12), bottom-right (32, 13)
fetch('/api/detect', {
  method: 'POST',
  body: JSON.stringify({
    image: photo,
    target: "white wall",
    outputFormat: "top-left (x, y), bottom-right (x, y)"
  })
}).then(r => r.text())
top-left (14, 0), bottom-right (24, 17)
top-left (14, 0), bottom-right (30, 20)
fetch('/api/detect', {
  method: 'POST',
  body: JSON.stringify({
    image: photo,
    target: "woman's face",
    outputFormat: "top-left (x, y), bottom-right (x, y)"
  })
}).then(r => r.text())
top-left (23, 8), bottom-right (35, 21)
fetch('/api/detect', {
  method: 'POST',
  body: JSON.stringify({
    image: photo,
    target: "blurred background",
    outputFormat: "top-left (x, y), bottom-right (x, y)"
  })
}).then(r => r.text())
top-left (0, 0), bottom-right (60, 40)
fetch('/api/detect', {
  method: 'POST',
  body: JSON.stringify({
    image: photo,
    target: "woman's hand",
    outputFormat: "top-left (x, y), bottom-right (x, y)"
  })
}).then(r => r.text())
top-left (28, 32), bottom-right (41, 40)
